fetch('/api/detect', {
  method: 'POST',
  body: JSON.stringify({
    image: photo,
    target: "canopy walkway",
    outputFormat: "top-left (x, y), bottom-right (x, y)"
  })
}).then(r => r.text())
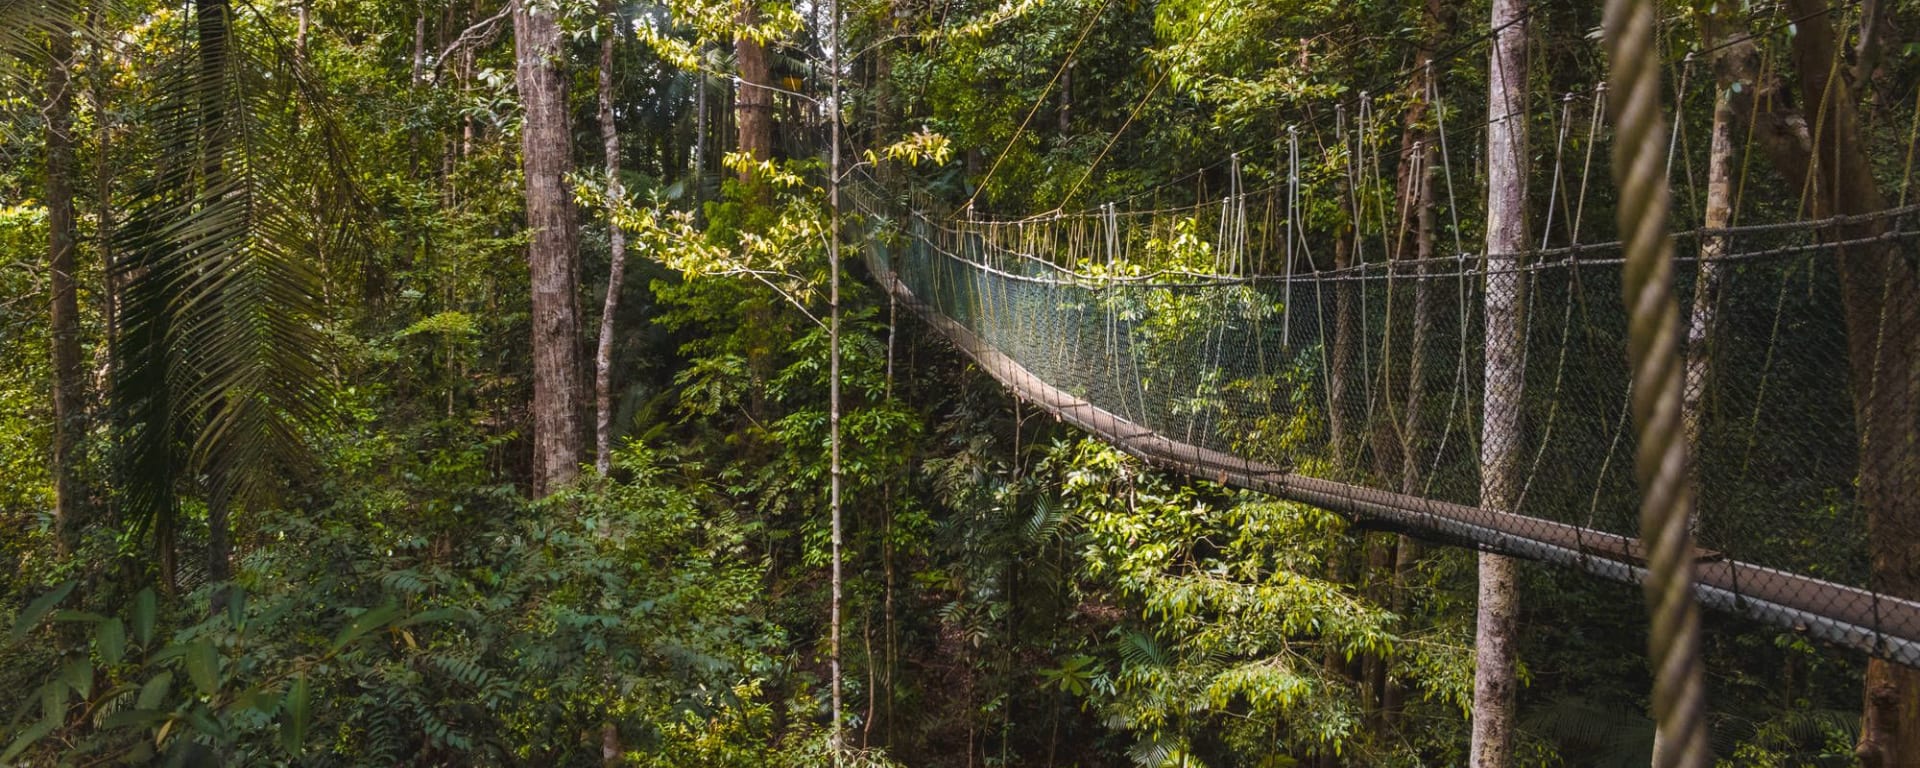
top-left (850, 178), bottom-right (1920, 667)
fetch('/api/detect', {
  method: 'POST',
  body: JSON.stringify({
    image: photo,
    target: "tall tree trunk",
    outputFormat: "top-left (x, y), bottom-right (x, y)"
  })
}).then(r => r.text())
top-left (47, 14), bottom-right (86, 555)
top-left (1474, 0), bottom-right (1527, 764)
top-left (593, 0), bottom-right (629, 477)
top-left (734, 1), bottom-right (772, 174)
top-left (514, 0), bottom-right (586, 496)
top-left (827, 0), bottom-right (846, 753)
top-left (733, 1), bottom-right (777, 424)
top-left (1756, 3), bottom-right (1920, 764)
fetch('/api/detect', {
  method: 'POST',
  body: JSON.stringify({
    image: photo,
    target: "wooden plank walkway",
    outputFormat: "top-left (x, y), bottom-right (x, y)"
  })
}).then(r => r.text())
top-left (868, 247), bottom-right (1920, 667)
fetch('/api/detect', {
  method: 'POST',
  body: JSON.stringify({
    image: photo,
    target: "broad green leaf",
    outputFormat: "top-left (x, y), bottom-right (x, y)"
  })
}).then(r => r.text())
top-left (230, 686), bottom-right (275, 713)
top-left (226, 588), bottom-right (247, 632)
top-left (330, 602), bottom-right (401, 652)
top-left (146, 643), bottom-right (189, 664)
top-left (0, 721), bottom-right (55, 763)
top-left (60, 657), bottom-right (93, 697)
top-left (40, 680), bottom-right (68, 728)
top-left (100, 708), bottom-right (168, 730)
top-left (131, 588), bottom-right (156, 647)
top-left (9, 581), bottom-right (75, 644)
top-left (279, 676), bottom-right (310, 754)
top-left (96, 618), bottom-right (127, 665)
top-left (51, 609), bottom-right (106, 624)
top-left (136, 672), bottom-right (172, 710)
top-left (184, 641), bottom-right (219, 696)
top-left (184, 708), bottom-right (222, 741)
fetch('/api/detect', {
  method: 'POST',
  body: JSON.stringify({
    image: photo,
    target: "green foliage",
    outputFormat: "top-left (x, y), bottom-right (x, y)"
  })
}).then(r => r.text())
top-left (396, 311), bottom-right (479, 338)
top-left (0, 201), bottom-right (53, 586)
top-left (0, 444), bottom-right (777, 766)
top-left (1151, 0), bottom-right (1407, 127)
top-left (1041, 438), bottom-right (1473, 765)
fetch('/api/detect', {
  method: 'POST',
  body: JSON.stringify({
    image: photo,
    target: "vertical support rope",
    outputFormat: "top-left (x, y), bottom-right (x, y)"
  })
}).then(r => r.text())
top-left (1601, 0), bottom-right (1709, 766)
top-left (1285, 126), bottom-right (1299, 346)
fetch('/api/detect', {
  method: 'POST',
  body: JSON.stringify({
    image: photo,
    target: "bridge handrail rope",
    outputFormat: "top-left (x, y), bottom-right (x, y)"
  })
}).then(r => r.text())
top-left (899, 197), bottom-right (1920, 288)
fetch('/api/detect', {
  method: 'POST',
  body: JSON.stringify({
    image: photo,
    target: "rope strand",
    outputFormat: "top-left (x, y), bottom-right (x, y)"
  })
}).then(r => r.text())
top-left (1603, 0), bottom-right (1710, 764)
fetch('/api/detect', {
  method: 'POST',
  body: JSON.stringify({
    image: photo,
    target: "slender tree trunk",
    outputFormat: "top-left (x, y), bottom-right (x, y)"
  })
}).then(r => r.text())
top-left (827, 0), bottom-right (846, 754)
top-left (1473, 1), bottom-right (1527, 764)
top-left (1853, 0), bottom-right (1887, 99)
top-left (593, 1), bottom-right (629, 477)
top-left (1682, 79), bottom-right (1736, 533)
top-left (412, 14), bottom-right (426, 85)
top-left (514, 0), bottom-right (586, 496)
top-left (593, 5), bottom-right (629, 755)
top-left (1322, 221), bottom-right (1359, 768)
top-left (871, 1), bottom-right (899, 177)
top-left (1320, 536), bottom-right (1353, 768)
top-left (1320, 195), bottom-right (1362, 755)
top-left (1057, 65), bottom-right (1071, 133)
top-left (88, 0), bottom-right (116, 409)
top-left (1329, 218), bottom-right (1357, 471)
top-left (46, 16), bottom-right (86, 555)
top-left (693, 61), bottom-right (708, 182)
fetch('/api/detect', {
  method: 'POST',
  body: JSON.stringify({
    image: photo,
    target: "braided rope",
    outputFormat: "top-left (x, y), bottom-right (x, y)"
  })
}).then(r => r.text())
top-left (1602, 0), bottom-right (1710, 766)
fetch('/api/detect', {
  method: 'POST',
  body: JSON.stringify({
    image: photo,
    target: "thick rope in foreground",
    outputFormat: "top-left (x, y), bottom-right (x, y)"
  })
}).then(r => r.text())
top-left (1602, 0), bottom-right (1710, 766)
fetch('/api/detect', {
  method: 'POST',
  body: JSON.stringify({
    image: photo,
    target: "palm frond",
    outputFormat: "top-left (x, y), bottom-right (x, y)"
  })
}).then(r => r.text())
top-left (0, 0), bottom-right (83, 145)
top-left (0, 0), bottom-right (72, 61)
top-left (113, 0), bottom-right (359, 545)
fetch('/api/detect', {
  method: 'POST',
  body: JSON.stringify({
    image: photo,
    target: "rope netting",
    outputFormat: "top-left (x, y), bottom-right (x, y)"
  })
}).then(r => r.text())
top-left (851, 172), bottom-right (1920, 666)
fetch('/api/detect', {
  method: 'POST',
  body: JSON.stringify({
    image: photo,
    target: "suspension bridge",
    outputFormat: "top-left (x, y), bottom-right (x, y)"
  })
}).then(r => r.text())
top-left (846, 89), bottom-right (1920, 668)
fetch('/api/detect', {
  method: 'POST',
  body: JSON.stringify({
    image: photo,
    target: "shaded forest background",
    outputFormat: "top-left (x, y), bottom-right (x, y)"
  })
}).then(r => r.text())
top-left (1, 0), bottom-right (1914, 765)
